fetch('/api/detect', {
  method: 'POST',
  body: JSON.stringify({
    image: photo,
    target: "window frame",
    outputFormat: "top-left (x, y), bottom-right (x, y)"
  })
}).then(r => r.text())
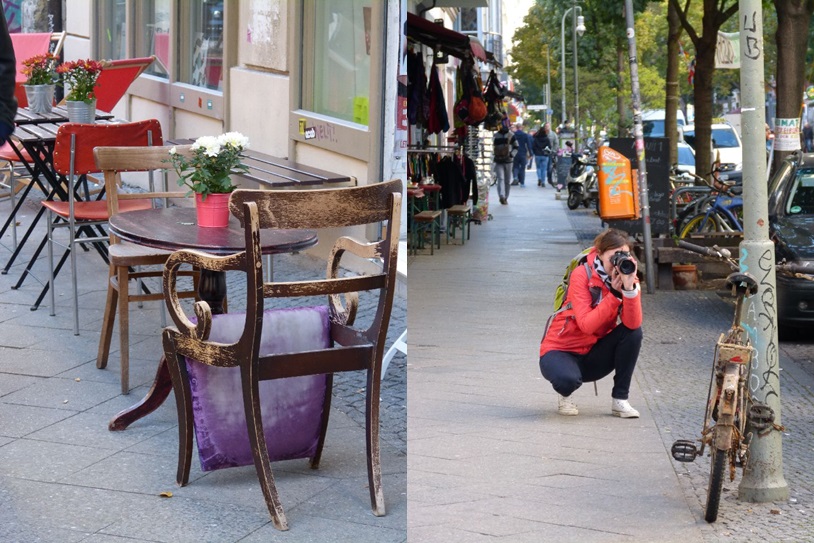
top-left (289, 0), bottom-right (385, 162)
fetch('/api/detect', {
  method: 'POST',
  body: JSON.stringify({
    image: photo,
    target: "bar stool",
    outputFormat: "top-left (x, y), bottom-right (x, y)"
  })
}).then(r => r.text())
top-left (446, 203), bottom-right (472, 245)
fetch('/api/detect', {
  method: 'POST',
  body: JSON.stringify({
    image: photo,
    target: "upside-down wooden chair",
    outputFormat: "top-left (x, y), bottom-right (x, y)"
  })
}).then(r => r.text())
top-left (160, 179), bottom-right (402, 530)
top-left (94, 145), bottom-right (198, 394)
top-left (43, 119), bottom-right (163, 335)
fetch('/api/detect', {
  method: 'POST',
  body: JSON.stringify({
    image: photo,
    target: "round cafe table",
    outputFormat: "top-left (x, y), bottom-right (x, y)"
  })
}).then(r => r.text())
top-left (106, 207), bottom-right (317, 430)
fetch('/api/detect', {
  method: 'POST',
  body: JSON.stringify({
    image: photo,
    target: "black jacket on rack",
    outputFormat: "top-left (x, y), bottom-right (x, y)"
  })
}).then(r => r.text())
top-left (459, 155), bottom-right (478, 206)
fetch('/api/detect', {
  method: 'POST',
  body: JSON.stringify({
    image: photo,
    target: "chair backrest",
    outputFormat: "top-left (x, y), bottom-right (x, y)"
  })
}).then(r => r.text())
top-left (94, 144), bottom-right (192, 222)
top-left (53, 119), bottom-right (164, 176)
top-left (10, 32), bottom-right (65, 107)
top-left (93, 56), bottom-right (156, 113)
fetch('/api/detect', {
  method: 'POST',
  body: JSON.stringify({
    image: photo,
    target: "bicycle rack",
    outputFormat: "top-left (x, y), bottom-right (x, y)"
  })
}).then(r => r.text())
top-left (671, 439), bottom-right (700, 462)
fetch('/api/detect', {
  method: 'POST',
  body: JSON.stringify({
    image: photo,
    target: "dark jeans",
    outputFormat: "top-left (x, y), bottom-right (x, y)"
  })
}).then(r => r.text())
top-left (513, 156), bottom-right (528, 185)
top-left (539, 325), bottom-right (643, 400)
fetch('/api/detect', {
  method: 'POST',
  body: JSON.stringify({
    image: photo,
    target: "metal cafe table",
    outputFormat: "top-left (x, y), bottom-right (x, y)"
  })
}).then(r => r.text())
top-left (1, 107), bottom-right (117, 305)
top-left (105, 206), bottom-right (317, 430)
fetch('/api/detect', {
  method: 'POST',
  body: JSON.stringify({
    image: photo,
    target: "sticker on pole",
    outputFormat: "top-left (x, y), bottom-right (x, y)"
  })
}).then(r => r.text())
top-left (774, 118), bottom-right (801, 151)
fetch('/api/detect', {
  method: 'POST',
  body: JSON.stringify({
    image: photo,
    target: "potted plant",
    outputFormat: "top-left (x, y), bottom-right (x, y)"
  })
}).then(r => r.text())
top-left (56, 59), bottom-right (103, 123)
top-left (168, 132), bottom-right (250, 227)
top-left (21, 53), bottom-right (59, 114)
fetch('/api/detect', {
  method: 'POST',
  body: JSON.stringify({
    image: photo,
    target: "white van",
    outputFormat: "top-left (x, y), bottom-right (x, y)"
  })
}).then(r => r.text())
top-left (642, 109), bottom-right (687, 138)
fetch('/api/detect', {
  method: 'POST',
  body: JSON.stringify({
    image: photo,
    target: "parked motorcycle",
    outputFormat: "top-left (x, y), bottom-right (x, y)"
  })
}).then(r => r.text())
top-left (566, 151), bottom-right (598, 210)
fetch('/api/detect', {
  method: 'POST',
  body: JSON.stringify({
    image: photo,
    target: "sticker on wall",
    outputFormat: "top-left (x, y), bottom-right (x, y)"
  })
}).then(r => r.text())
top-left (299, 118), bottom-right (307, 135)
top-left (353, 96), bottom-right (369, 125)
top-left (304, 127), bottom-right (316, 140)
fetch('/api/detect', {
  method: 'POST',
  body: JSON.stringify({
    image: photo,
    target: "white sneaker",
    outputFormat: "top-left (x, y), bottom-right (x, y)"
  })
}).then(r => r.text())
top-left (612, 398), bottom-right (640, 418)
top-left (557, 394), bottom-right (579, 416)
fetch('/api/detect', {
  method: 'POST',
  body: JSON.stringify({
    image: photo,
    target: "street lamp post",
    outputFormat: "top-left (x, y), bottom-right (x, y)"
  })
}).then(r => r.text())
top-left (560, 5), bottom-right (585, 141)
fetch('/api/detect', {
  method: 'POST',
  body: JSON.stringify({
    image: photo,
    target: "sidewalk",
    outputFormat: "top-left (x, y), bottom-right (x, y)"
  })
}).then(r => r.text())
top-left (407, 171), bottom-right (814, 542)
top-left (0, 191), bottom-right (406, 542)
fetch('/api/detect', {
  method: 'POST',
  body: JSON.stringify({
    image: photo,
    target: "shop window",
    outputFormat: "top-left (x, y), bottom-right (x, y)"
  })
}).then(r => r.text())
top-left (97, 0), bottom-right (127, 61)
top-left (177, 0), bottom-right (224, 91)
top-left (303, 0), bottom-right (371, 126)
top-left (133, 0), bottom-right (170, 78)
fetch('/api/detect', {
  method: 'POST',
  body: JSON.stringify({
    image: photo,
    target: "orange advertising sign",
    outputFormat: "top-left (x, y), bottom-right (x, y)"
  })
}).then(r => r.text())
top-left (597, 147), bottom-right (638, 220)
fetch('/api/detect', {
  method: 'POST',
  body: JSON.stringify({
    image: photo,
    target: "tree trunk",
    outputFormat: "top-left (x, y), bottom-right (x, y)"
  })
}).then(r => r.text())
top-left (693, 35), bottom-right (718, 181)
top-left (772, 0), bottom-right (813, 173)
top-left (617, 43), bottom-right (626, 136)
top-left (665, 1), bottom-right (682, 165)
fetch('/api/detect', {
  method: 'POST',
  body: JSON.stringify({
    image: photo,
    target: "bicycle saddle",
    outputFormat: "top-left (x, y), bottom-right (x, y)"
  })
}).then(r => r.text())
top-left (726, 272), bottom-right (758, 296)
top-left (728, 184), bottom-right (743, 196)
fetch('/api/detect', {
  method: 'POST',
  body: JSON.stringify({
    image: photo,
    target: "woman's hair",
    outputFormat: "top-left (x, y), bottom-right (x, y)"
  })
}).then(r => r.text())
top-left (594, 228), bottom-right (629, 253)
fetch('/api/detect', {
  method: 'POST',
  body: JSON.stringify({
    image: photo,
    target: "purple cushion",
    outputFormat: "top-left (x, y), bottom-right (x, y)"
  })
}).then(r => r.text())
top-left (184, 305), bottom-right (331, 471)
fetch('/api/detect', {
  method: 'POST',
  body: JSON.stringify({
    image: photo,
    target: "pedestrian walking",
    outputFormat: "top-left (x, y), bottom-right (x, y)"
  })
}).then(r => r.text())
top-left (0, 9), bottom-right (17, 144)
top-left (492, 119), bottom-right (518, 205)
top-left (803, 122), bottom-right (813, 153)
top-left (532, 126), bottom-right (552, 187)
top-left (511, 122), bottom-right (533, 187)
top-left (539, 228), bottom-right (643, 418)
top-left (546, 123), bottom-right (559, 188)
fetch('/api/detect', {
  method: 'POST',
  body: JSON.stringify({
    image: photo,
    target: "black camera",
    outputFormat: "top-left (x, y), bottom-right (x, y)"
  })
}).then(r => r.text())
top-left (610, 250), bottom-right (636, 275)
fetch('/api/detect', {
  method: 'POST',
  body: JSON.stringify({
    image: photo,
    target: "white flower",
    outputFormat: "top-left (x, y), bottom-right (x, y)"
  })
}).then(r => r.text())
top-left (192, 135), bottom-right (219, 152)
top-left (218, 131), bottom-right (249, 150)
top-left (168, 146), bottom-right (177, 155)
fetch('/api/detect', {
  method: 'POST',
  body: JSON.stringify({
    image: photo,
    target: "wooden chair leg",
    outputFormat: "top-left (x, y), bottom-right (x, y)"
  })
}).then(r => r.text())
top-left (162, 333), bottom-right (194, 487)
top-left (117, 265), bottom-right (130, 395)
top-left (241, 371), bottom-right (289, 531)
top-left (309, 374), bottom-right (334, 470)
top-left (96, 265), bottom-right (118, 370)
top-left (366, 367), bottom-right (385, 517)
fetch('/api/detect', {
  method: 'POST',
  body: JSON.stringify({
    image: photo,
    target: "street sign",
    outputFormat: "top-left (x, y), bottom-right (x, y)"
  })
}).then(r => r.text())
top-left (527, 104), bottom-right (547, 111)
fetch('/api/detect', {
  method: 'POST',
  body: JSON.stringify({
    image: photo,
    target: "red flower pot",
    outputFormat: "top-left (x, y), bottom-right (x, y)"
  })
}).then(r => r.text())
top-left (195, 193), bottom-right (231, 228)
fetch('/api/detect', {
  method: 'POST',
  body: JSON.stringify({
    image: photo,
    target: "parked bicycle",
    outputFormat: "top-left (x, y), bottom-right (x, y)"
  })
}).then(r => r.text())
top-left (671, 166), bottom-right (743, 238)
top-left (667, 240), bottom-right (812, 522)
top-left (669, 240), bottom-right (763, 522)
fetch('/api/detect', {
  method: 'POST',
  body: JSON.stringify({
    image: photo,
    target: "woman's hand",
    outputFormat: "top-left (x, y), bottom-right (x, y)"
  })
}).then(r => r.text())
top-left (611, 260), bottom-right (639, 292)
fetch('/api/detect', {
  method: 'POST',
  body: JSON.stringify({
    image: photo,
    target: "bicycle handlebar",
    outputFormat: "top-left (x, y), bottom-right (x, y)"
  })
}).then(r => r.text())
top-left (677, 240), bottom-right (814, 280)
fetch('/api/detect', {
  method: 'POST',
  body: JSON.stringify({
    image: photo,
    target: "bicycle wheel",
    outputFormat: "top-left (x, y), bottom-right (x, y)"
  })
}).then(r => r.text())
top-left (705, 445), bottom-right (727, 522)
top-left (680, 212), bottom-right (721, 238)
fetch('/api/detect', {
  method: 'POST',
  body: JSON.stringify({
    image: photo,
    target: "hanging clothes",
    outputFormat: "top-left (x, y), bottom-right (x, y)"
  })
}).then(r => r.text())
top-left (407, 50), bottom-right (427, 127)
top-left (458, 153), bottom-right (478, 206)
top-left (435, 155), bottom-right (465, 208)
top-left (426, 64), bottom-right (449, 135)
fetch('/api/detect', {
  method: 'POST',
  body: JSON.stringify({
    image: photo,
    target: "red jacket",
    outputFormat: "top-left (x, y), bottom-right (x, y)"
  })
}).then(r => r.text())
top-left (540, 249), bottom-right (642, 357)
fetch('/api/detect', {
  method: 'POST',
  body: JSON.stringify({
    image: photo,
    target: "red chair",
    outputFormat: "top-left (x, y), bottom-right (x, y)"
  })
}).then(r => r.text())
top-left (43, 120), bottom-right (163, 335)
top-left (10, 32), bottom-right (65, 107)
top-left (93, 56), bottom-right (156, 113)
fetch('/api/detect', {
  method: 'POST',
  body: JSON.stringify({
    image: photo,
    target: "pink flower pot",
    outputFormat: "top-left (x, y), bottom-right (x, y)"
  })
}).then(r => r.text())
top-left (195, 193), bottom-right (231, 228)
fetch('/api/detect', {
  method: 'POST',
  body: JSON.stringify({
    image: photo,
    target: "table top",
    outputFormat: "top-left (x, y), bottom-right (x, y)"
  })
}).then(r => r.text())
top-left (12, 111), bottom-right (121, 145)
top-left (109, 208), bottom-right (317, 255)
top-left (169, 139), bottom-right (354, 189)
top-left (14, 106), bottom-right (115, 126)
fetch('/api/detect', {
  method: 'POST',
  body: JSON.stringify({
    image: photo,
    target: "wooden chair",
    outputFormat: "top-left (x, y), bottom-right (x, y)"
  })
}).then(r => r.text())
top-left (160, 179), bottom-right (402, 530)
top-left (43, 119), bottom-right (163, 335)
top-left (94, 145), bottom-right (198, 394)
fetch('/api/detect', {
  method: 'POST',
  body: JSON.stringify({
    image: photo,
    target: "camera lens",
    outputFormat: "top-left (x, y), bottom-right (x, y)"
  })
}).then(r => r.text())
top-left (618, 259), bottom-right (636, 275)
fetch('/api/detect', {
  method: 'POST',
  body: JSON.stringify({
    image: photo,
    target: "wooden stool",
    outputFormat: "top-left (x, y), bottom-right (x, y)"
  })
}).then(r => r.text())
top-left (411, 210), bottom-right (442, 255)
top-left (446, 204), bottom-right (471, 245)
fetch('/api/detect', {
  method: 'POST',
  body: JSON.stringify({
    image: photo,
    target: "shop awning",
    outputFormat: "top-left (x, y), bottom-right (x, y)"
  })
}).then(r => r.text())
top-left (405, 12), bottom-right (488, 62)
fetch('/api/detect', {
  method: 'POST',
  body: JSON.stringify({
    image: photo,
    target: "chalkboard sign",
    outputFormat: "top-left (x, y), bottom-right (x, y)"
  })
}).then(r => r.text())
top-left (606, 137), bottom-right (671, 235)
top-left (556, 155), bottom-right (571, 187)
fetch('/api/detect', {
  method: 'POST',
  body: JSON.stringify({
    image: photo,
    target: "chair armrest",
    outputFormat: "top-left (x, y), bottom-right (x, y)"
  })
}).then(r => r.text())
top-left (164, 248), bottom-right (248, 339)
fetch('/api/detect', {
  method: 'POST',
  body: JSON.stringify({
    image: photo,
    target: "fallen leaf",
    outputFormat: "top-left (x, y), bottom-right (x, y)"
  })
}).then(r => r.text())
top-left (770, 509), bottom-right (781, 515)
top-left (74, 378), bottom-right (81, 382)
top-left (159, 491), bottom-right (173, 498)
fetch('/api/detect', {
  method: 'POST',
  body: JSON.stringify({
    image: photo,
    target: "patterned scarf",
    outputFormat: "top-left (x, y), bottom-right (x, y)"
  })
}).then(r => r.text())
top-left (593, 255), bottom-right (622, 299)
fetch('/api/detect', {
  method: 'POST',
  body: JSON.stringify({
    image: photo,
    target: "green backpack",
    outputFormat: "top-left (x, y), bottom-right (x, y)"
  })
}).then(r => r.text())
top-left (552, 247), bottom-right (593, 312)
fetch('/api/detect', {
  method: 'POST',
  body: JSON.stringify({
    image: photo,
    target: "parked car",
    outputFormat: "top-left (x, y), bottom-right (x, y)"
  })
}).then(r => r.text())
top-left (767, 151), bottom-right (814, 330)
top-left (675, 141), bottom-right (696, 180)
top-left (682, 123), bottom-right (743, 182)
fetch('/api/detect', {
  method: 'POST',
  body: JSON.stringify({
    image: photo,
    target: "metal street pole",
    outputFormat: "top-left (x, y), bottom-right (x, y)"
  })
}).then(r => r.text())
top-left (573, 6), bottom-right (582, 148)
top-left (560, 7), bottom-right (573, 128)
top-left (547, 46), bottom-right (551, 125)
top-left (623, 0), bottom-right (655, 293)
top-left (737, 0), bottom-right (789, 503)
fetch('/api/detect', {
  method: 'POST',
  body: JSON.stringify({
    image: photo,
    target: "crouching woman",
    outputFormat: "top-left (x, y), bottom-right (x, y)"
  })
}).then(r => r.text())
top-left (539, 229), bottom-right (643, 418)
